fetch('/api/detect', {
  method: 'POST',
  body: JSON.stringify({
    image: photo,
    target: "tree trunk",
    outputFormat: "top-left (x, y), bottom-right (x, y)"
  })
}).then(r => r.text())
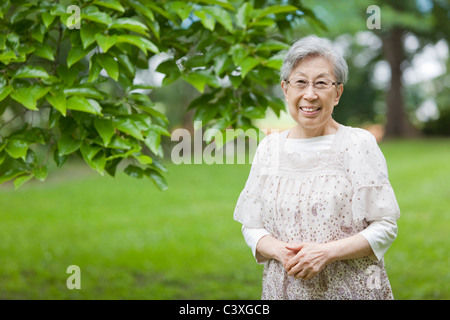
top-left (382, 27), bottom-right (420, 138)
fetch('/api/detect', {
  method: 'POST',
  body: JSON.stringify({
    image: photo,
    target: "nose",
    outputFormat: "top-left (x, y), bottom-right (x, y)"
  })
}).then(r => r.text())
top-left (302, 85), bottom-right (317, 101)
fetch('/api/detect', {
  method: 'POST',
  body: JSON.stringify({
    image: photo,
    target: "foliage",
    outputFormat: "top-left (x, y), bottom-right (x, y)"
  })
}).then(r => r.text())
top-left (0, 0), bottom-right (322, 189)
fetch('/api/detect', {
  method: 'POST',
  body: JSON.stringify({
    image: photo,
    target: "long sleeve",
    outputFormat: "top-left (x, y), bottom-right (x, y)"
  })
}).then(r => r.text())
top-left (343, 128), bottom-right (400, 259)
top-left (241, 226), bottom-right (271, 264)
top-left (359, 217), bottom-right (398, 261)
top-left (233, 134), bottom-right (272, 228)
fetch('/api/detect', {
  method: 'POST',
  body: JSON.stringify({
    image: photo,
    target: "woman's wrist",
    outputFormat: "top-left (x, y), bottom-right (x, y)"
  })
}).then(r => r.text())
top-left (325, 234), bottom-right (374, 263)
top-left (256, 235), bottom-right (286, 262)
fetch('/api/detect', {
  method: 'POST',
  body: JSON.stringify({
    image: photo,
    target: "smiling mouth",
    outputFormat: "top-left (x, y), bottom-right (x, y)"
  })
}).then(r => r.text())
top-left (299, 106), bottom-right (321, 114)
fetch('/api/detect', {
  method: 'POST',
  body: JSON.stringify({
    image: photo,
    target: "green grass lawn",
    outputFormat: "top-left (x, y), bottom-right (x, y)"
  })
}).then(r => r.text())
top-left (0, 138), bottom-right (449, 299)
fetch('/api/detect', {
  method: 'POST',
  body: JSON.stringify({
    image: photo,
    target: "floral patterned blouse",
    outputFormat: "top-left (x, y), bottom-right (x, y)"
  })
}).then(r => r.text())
top-left (234, 125), bottom-right (401, 299)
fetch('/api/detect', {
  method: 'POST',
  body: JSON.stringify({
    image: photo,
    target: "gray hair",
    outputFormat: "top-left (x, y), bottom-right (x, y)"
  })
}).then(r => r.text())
top-left (280, 35), bottom-right (348, 84)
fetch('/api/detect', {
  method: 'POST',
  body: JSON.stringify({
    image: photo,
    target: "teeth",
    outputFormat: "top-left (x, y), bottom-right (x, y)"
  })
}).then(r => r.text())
top-left (301, 107), bottom-right (319, 112)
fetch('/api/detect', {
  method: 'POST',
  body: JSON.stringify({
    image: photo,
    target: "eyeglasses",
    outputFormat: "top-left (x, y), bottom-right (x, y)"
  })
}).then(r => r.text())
top-left (286, 78), bottom-right (341, 91)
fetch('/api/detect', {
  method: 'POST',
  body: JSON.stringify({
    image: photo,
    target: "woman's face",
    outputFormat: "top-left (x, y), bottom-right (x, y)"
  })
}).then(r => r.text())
top-left (281, 55), bottom-right (344, 134)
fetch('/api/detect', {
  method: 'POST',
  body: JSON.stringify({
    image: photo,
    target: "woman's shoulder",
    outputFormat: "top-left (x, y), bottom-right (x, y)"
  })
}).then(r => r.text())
top-left (341, 125), bottom-right (378, 148)
top-left (252, 129), bottom-right (288, 166)
top-left (257, 129), bottom-right (288, 147)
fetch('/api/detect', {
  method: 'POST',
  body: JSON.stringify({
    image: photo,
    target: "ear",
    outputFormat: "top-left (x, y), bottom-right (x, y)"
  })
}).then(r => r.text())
top-left (281, 80), bottom-right (289, 102)
top-left (334, 84), bottom-right (344, 106)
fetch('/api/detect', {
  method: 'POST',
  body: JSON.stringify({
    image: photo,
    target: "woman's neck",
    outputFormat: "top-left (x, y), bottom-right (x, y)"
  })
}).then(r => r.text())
top-left (289, 119), bottom-right (340, 139)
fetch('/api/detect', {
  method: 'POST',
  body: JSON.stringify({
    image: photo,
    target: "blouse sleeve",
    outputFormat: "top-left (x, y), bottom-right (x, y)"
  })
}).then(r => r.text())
top-left (233, 135), bottom-right (271, 228)
top-left (241, 226), bottom-right (271, 264)
top-left (344, 129), bottom-right (401, 223)
top-left (359, 217), bottom-right (398, 261)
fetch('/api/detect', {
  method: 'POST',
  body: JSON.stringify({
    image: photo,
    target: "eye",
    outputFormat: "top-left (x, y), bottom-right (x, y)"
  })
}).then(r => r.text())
top-left (314, 80), bottom-right (330, 88)
top-left (294, 79), bottom-right (308, 88)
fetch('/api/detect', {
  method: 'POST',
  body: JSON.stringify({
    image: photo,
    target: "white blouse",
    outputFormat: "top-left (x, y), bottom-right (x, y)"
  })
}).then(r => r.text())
top-left (237, 127), bottom-right (399, 264)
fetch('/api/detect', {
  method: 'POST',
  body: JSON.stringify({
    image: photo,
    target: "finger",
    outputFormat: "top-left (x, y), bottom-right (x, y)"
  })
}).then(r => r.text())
top-left (284, 256), bottom-right (298, 271)
top-left (285, 242), bottom-right (304, 251)
top-left (285, 249), bottom-right (304, 269)
top-left (294, 268), bottom-right (308, 280)
top-left (287, 261), bottom-right (304, 277)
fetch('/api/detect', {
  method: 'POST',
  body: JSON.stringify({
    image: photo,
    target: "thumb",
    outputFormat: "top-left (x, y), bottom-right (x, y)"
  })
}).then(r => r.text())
top-left (285, 242), bottom-right (304, 251)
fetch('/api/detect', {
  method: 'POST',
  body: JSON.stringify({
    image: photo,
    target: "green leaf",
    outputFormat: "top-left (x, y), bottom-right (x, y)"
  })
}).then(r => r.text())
top-left (264, 56), bottom-right (283, 70)
top-left (124, 164), bottom-right (144, 179)
top-left (128, 0), bottom-right (154, 21)
top-left (113, 117), bottom-right (144, 140)
top-left (202, 6), bottom-right (233, 33)
top-left (116, 35), bottom-right (159, 55)
top-left (116, 53), bottom-right (135, 76)
top-left (135, 154), bottom-right (153, 165)
top-left (167, 1), bottom-right (192, 20)
top-left (94, 0), bottom-right (125, 13)
top-left (194, 10), bottom-right (215, 31)
top-left (95, 34), bottom-right (118, 53)
top-left (182, 73), bottom-right (207, 93)
top-left (63, 86), bottom-right (104, 100)
top-left (0, 85), bottom-right (11, 102)
top-left (58, 134), bottom-right (81, 156)
top-left (33, 43), bottom-right (54, 61)
top-left (94, 118), bottom-right (115, 146)
top-left (13, 66), bottom-right (49, 79)
top-left (80, 23), bottom-right (104, 49)
top-left (57, 64), bottom-right (80, 86)
top-left (240, 56), bottom-right (260, 78)
top-left (241, 106), bottom-right (266, 118)
top-left (42, 12), bottom-right (56, 28)
top-left (67, 46), bottom-right (90, 68)
top-left (80, 141), bottom-right (102, 161)
top-left (109, 17), bottom-right (149, 36)
top-left (230, 44), bottom-right (248, 65)
top-left (10, 88), bottom-right (37, 110)
top-left (98, 54), bottom-right (118, 81)
top-left (197, 0), bottom-right (234, 11)
top-left (108, 135), bottom-right (135, 150)
top-left (236, 2), bottom-right (252, 29)
top-left (213, 53), bottom-right (231, 76)
top-left (0, 0), bottom-right (11, 19)
top-left (82, 9), bottom-right (112, 25)
top-left (46, 91), bottom-right (67, 116)
top-left (256, 40), bottom-right (290, 52)
top-left (66, 96), bottom-right (102, 115)
top-left (5, 139), bottom-right (28, 159)
top-left (0, 167), bottom-right (29, 185)
top-left (14, 174), bottom-right (34, 190)
top-left (86, 151), bottom-right (106, 175)
top-left (144, 168), bottom-right (168, 191)
top-left (88, 53), bottom-right (102, 83)
top-left (137, 105), bottom-right (168, 124)
top-left (256, 5), bottom-right (298, 19)
top-left (144, 129), bottom-right (162, 156)
top-left (33, 165), bottom-right (48, 181)
top-left (0, 51), bottom-right (17, 65)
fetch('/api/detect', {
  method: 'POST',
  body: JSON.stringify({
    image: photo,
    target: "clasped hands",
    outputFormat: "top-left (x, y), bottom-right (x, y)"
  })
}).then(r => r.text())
top-left (280, 242), bottom-right (332, 280)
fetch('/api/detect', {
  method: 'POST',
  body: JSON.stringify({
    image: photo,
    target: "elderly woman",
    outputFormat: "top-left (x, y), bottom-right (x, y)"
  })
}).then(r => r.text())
top-left (233, 35), bottom-right (400, 300)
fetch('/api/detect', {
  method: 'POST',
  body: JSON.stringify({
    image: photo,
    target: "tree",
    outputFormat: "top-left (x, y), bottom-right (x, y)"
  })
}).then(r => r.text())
top-left (0, 0), bottom-right (321, 189)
